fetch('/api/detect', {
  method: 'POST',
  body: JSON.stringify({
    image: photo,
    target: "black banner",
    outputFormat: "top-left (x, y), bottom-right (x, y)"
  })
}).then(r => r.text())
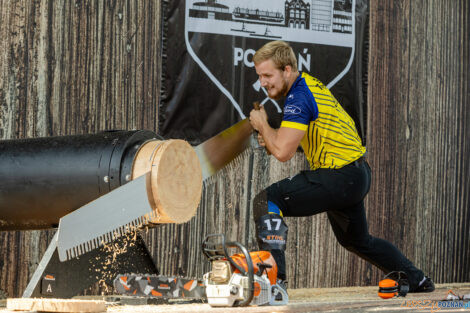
top-left (160, 0), bottom-right (368, 144)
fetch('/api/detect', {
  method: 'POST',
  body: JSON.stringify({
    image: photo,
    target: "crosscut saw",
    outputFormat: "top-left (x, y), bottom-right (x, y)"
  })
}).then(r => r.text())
top-left (57, 119), bottom-right (254, 262)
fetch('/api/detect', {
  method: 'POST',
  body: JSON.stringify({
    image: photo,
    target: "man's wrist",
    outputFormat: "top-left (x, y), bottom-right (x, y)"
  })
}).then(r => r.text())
top-left (258, 123), bottom-right (267, 137)
top-left (258, 118), bottom-right (271, 134)
top-left (260, 123), bottom-right (275, 145)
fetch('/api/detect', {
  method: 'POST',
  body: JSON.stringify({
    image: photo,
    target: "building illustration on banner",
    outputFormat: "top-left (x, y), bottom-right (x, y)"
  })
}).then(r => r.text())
top-left (185, 0), bottom-right (356, 119)
top-left (188, 0), bottom-right (353, 39)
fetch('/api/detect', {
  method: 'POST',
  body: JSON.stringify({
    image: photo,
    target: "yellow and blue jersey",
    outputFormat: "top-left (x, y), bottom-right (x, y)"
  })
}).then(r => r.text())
top-left (280, 72), bottom-right (366, 170)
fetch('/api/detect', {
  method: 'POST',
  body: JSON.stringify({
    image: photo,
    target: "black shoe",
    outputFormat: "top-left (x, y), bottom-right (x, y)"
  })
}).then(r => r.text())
top-left (274, 279), bottom-right (288, 301)
top-left (412, 277), bottom-right (435, 293)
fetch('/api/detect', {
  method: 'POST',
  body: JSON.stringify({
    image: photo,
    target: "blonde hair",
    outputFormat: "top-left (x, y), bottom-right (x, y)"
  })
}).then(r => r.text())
top-left (253, 41), bottom-right (298, 71)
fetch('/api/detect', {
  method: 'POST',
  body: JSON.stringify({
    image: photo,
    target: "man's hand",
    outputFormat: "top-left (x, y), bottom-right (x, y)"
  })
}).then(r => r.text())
top-left (257, 133), bottom-right (266, 147)
top-left (249, 105), bottom-right (305, 162)
top-left (249, 106), bottom-right (268, 131)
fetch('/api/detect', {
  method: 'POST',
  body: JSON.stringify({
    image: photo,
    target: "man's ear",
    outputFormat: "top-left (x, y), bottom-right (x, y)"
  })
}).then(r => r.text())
top-left (284, 65), bottom-right (295, 78)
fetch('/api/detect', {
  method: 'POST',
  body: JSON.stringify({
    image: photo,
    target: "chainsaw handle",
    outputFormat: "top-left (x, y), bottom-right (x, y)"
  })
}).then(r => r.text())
top-left (224, 241), bottom-right (253, 276)
top-left (201, 234), bottom-right (254, 275)
top-left (201, 233), bottom-right (226, 260)
top-left (225, 240), bottom-right (254, 307)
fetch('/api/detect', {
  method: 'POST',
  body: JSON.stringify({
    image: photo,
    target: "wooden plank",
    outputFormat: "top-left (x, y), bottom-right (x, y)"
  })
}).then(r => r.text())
top-left (6, 298), bottom-right (105, 312)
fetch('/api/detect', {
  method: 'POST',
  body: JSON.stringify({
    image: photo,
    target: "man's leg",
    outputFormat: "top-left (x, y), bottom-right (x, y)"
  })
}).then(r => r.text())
top-left (252, 172), bottom-right (333, 280)
top-left (253, 190), bottom-right (287, 280)
top-left (253, 163), bottom-right (432, 291)
top-left (327, 201), bottom-right (426, 291)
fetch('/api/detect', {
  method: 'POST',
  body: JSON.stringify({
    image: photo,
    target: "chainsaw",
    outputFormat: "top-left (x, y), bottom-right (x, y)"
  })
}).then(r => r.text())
top-left (202, 234), bottom-right (288, 307)
top-left (113, 234), bottom-right (288, 306)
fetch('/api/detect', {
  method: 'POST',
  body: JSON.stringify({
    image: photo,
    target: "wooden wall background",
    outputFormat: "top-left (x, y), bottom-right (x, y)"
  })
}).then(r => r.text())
top-left (0, 0), bottom-right (468, 297)
top-left (0, 0), bottom-right (161, 297)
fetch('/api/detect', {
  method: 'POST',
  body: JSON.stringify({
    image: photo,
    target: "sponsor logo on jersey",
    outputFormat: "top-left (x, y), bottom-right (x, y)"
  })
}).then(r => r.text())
top-left (284, 105), bottom-right (301, 114)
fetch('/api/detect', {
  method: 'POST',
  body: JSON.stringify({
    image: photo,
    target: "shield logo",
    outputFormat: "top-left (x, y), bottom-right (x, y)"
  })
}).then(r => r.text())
top-left (160, 0), bottom-right (363, 141)
top-left (185, 0), bottom-right (356, 116)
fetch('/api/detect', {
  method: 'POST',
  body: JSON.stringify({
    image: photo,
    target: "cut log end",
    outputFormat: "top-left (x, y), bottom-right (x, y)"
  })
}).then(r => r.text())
top-left (132, 139), bottom-right (202, 224)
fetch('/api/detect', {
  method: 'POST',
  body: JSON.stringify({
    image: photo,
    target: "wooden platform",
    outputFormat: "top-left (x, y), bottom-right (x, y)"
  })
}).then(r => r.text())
top-left (1, 283), bottom-right (469, 313)
top-left (5, 298), bottom-right (105, 312)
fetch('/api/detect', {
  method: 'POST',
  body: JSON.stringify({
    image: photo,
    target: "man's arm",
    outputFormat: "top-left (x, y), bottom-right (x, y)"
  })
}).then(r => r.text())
top-left (250, 107), bottom-right (305, 162)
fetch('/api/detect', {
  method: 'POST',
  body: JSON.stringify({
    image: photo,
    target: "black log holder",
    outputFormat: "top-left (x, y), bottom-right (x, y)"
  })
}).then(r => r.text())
top-left (0, 131), bottom-right (161, 299)
top-left (23, 231), bottom-right (158, 299)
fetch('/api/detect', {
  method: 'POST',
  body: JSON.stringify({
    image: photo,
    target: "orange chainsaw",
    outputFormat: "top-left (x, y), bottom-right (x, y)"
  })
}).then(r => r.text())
top-left (202, 234), bottom-right (288, 307)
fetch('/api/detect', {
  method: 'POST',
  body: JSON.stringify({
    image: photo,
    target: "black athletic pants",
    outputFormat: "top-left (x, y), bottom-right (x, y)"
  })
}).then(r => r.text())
top-left (254, 159), bottom-right (424, 290)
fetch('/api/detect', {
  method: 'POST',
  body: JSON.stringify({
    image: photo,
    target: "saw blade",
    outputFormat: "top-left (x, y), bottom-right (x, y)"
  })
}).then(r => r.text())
top-left (57, 173), bottom-right (155, 262)
top-left (194, 118), bottom-right (254, 180)
top-left (57, 120), bottom-right (254, 261)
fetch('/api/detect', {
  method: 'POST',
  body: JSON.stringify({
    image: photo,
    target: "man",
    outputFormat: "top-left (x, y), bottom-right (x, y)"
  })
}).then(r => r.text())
top-left (249, 41), bottom-right (434, 294)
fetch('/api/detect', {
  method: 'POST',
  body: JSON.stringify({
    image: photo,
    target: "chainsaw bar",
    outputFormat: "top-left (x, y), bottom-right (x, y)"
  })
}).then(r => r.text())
top-left (114, 274), bottom-right (206, 299)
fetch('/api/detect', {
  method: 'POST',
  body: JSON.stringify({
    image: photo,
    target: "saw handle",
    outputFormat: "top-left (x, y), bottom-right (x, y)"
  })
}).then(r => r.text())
top-left (255, 262), bottom-right (272, 276)
top-left (253, 102), bottom-right (272, 155)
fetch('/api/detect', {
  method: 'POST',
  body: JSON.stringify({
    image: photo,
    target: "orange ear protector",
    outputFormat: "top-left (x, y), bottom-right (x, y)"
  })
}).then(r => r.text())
top-left (378, 278), bottom-right (399, 299)
top-left (378, 271), bottom-right (409, 299)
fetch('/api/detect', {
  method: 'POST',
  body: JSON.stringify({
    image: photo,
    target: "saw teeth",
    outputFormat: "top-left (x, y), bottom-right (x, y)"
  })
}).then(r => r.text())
top-left (61, 215), bottom-right (157, 261)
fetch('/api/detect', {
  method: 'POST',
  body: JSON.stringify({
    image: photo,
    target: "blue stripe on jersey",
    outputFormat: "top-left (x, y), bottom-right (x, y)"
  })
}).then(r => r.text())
top-left (282, 74), bottom-right (319, 126)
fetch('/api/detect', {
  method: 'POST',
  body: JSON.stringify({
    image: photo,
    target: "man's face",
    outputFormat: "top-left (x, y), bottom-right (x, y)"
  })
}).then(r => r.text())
top-left (255, 59), bottom-right (290, 100)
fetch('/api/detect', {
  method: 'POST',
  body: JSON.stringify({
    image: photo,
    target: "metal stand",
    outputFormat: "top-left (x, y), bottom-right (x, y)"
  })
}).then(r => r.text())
top-left (23, 231), bottom-right (158, 298)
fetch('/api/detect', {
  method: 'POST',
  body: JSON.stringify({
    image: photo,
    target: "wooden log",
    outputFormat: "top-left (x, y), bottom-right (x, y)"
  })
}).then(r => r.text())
top-left (132, 139), bottom-right (203, 224)
top-left (6, 298), bottom-right (105, 312)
